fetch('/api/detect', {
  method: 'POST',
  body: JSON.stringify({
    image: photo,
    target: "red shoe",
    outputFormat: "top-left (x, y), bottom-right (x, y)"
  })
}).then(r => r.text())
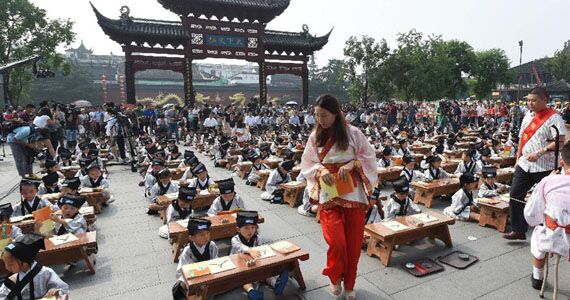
top-left (502, 231), bottom-right (526, 240)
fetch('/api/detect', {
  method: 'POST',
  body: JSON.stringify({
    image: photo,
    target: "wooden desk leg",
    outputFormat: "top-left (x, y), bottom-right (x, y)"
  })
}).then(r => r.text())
top-left (199, 285), bottom-right (209, 300)
top-left (80, 247), bottom-right (96, 274)
top-left (414, 190), bottom-right (434, 208)
top-left (430, 225), bottom-right (453, 248)
top-left (293, 260), bottom-right (307, 290)
top-left (366, 236), bottom-right (394, 267)
top-left (173, 235), bottom-right (188, 263)
top-left (496, 212), bottom-right (508, 233)
top-left (161, 209), bottom-right (167, 225)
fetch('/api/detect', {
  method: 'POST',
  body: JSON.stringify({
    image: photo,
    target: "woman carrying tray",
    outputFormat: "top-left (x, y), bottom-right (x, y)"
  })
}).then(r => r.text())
top-left (301, 95), bottom-right (377, 300)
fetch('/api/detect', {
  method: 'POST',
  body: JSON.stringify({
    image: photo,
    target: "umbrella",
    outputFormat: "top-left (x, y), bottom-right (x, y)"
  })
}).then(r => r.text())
top-left (72, 100), bottom-right (92, 108)
top-left (285, 101), bottom-right (298, 106)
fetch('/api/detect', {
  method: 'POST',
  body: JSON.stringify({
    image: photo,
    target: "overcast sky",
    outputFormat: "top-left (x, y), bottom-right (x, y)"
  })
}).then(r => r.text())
top-left (32, 0), bottom-right (569, 67)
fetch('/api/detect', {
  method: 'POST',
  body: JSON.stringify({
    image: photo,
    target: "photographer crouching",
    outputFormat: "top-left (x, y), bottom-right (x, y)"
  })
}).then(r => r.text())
top-left (5, 121), bottom-right (55, 177)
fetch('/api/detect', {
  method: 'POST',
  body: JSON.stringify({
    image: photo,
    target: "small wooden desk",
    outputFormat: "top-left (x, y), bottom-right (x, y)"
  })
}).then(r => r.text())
top-left (377, 166), bottom-right (404, 183)
top-left (477, 199), bottom-right (510, 232)
top-left (166, 160), bottom-right (184, 168)
top-left (43, 190), bottom-right (106, 214)
top-left (236, 162), bottom-right (253, 179)
top-left (262, 159), bottom-right (282, 170)
top-left (365, 212), bottom-right (455, 266)
top-left (292, 148), bottom-right (304, 161)
top-left (490, 156), bottom-right (516, 168)
top-left (411, 178), bottom-right (460, 208)
top-left (0, 232), bottom-right (98, 276)
top-left (168, 214), bottom-right (266, 262)
top-left (11, 207), bottom-right (97, 234)
top-left (291, 166), bottom-right (301, 181)
top-left (410, 145), bottom-right (432, 156)
top-left (280, 181), bottom-right (307, 207)
top-left (256, 170), bottom-right (271, 191)
top-left (226, 156), bottom-right (239, 170)
top-left (158, 192), bottom-right (219, 224)
top-left (442, 159), bottom-right (461, 173)
top-left (456, 142), bottom-right (477, 150)
top-left (477, 168), bottom-right (514, 187)
top-left (169, 168), bottom-right (186, 181)
top-left (443, 150), bottom-right (463, 160)
top-left (60, 166), bottom-right (80, 179)
top-left (182, 245), bottom-right (309, 299)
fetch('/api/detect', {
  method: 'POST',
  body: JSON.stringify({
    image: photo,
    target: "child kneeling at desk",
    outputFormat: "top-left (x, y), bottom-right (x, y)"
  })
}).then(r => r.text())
top-left (207, 178), bottom-right (245, 216)
top-left (444, 173), bottom-right (480, 222)
top-left (0, 233), bottom-right (69, 299)
top-left (383, 176), bottom-right (421, 220)
top-left (50, 195), bottom-right (88, 235)
top-left (231, 211), bottom-right (289, 300)
top-left (173, 218), bottom-right (219, 299)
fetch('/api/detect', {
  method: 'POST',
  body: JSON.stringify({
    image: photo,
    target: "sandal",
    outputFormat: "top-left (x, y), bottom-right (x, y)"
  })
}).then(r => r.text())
top-left (345, 290), bottom-right (356, 300)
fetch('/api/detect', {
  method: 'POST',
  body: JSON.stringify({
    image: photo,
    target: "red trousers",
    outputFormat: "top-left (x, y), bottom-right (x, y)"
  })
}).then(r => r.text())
top-left (320, 206), bottom-right (366, 291)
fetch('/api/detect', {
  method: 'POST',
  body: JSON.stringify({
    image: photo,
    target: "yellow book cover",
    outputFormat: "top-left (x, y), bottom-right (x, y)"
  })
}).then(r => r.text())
top-left (319, 174), bottom-right (355, 202)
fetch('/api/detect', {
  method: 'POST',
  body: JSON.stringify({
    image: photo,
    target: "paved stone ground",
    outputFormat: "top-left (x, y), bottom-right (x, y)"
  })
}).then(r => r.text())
top-left (0, 146), bottom-right (568, 300)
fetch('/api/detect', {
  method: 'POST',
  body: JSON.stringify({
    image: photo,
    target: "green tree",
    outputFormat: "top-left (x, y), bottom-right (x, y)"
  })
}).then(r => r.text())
top-left (310, 58), bottom-right (349, 101)
top-left (433, 40), bottom-right (476, 98)
top-left (545, 40), bottom-right (570, 81)
top-left (342, 36), bottom-right (390, 103)
top-left (29, 60), bottom-right (99, 104)
top-left (0, 0), bottom-right (75, 105)
top-left (471, 49), bottom-right (512, 99)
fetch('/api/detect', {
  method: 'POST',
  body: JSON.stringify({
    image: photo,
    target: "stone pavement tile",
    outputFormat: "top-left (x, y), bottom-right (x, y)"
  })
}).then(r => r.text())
top-left (65, 265), bottom-right (161, 299)
top-left (362, 248), bottom-right (459, 295)
top-left (443, 247), bottom-right (533, 298)
top-left (453, 233), bottom-right (529, 262)
top-left (391, 276), bottom-right (477, 300)
top-left (447, 221), bottom-right (498, 245)
top-left (100, 282), bottom-right (174, 300)
top-left (476, 264), bottom-right (570, 300)
top-left (302, 277), bottom-right (393, 300)
top-left (93, 251), bottom-right (173, 276)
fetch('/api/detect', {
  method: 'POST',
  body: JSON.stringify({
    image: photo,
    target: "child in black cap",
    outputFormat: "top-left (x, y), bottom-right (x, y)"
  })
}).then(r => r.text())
top-left (454, 149), bottom-right (482, 175)
top-left (60, 177), bottom-right (82, 197)
top-left (383, 176), bottom-right (421, 220)
top-left (230, 211), bottom-right (289, 300)
top-left (74, 157), bottom-right (92, 178)
top-left (80, 162), bottom-right (111, 203)
top-left (166, 187), bottom-right (197, 224)
top-left (400, 155), bottom-right (427, 183)
top-left (179, 156), bottom-right (200, 181)
top-left (207, 178), bottom-right (245, 216)
top-left (478, 166), bottom-right (510, 198)
top-left (38, 173), bottom-right (61, 196)
top-left (148, 169), bottom-right (179, 215)
top-left (167, 146), bottom-right (182, 161)
top-left (12, 179), bottom-right (53, 218)
top-left (187, 163), bottom-right (214, 191)
top-left (365, 188), bottom-right (384, 224)
top-left (144, 160), bottom-right (164, 196)
top-left (423, 155), bottom-right (450, 181)
top-left (50, 195), bottom-right (87, 235)
top-left (245, 154), bottom-right (269, 186)
top-left (444, 173), bottom-right (480, 221)
top-left (175, 218), bottom-right (218, 279)
top-left (172, 217), bottom-right (219, 299)
top-left (56, 148), bottom-right (73, 168)
top-left (0, 204), bottom-right (23, 240)
top-left (43, 160), bottom-right (63, 179)
top-left (261, 160), bottom-right (293, 203)
top-left (376, 147), bottom-right (393, 168)
top-left (0, 233), bottom-right (69, 299)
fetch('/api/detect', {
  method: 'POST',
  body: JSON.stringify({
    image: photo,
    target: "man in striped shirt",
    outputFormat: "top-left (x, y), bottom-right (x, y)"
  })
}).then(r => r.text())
top-left (504, 87), bottom-right (566, 240)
